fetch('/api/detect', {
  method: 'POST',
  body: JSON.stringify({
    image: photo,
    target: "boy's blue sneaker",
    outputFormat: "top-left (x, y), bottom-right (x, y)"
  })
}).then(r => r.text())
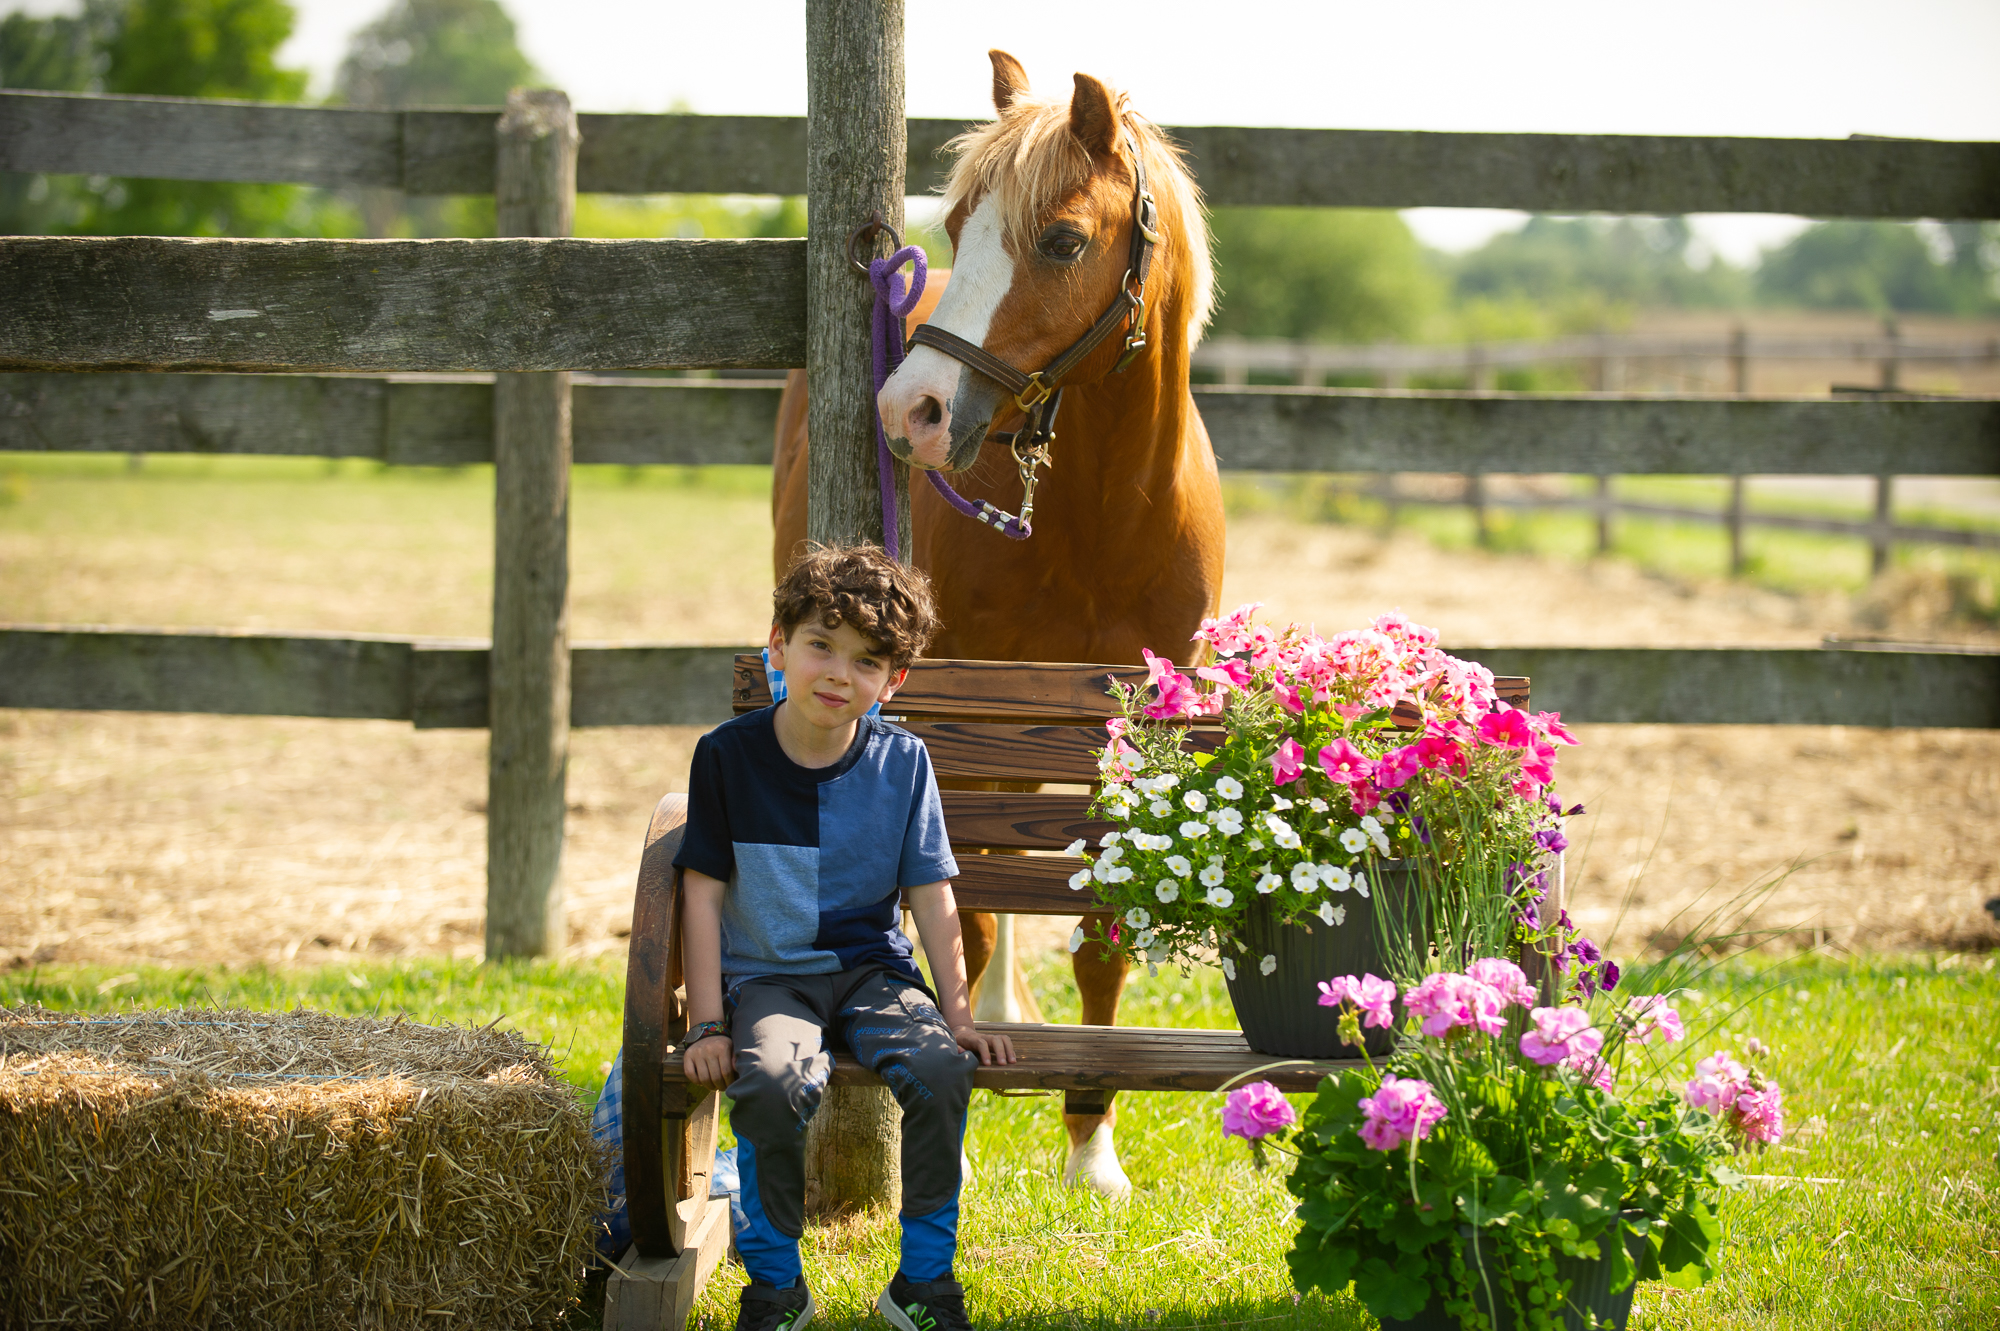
top-left (876, 1271), bottom-right (971, 1331)
top-left (735, 1276), bottom-right (814, 1331)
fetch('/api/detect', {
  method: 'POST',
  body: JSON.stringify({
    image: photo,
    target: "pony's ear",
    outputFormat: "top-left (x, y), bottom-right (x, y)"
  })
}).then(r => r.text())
top-left (1068, 72), bottom-right (1119, 158)
top-left (989, 50), bottom-right (1029, 112)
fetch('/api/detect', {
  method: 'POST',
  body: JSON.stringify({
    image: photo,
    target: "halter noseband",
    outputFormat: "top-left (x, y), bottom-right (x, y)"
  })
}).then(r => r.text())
top-left (903, 132), bottom-right (1163, 508)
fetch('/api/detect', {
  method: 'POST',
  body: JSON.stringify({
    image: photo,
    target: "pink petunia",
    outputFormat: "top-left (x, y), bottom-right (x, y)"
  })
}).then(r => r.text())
top-left (1374, 745), bottom-right (1422, 791)
top-left (1319, 973), bottom-right (1398, 1028)
top-left (1466, 958), bottom-right (1537, 1007)
top-left (1414, 734), bottom-right (1469, 777)
top-left (1318, 737), bottom-right (1377, 787)
top-left (1196, 657), bottom-right (1254, 691)
top-left (1404, 972), bottom-right (1509, 1038)
top-left (1519, 1005), bottom-right (1600, 1065)
top-left (1476, 707), bottom-right (1536, 750)
top-left (1221, 1080), bottom-right (1298, 1141)
top-left (1357, 1074), bottom-right (1448, 1152)
top-left (1535, 711), bottom-right (1580, 746)
top-left (1623, 995), bottom-right (1685, 1045)
top-left (1099, 737), bottom-right (1144, 782)
top-left (1272, 680), bottom-right (1307, 714)
top-left (1269, 737), bottom-right (1306, 786)
top-left (1520, 741), bottom-right (1557, 786)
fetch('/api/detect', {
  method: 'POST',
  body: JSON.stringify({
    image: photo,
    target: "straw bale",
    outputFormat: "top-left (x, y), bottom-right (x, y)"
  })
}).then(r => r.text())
top-left (0, 1005), bottom-right (606, 1330)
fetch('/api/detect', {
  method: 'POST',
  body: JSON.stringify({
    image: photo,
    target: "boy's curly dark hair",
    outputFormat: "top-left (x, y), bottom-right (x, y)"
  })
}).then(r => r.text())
top-left (772, 544), bottom-right (940, 669)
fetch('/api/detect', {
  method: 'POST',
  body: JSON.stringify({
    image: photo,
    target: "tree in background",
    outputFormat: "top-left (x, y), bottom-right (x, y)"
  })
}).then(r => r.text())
top-left (1, 0), bottom-right (351, 237)
top-left (1447, 215), bottom-right (1747, 319)
top-left (1204, 209), bottom-right (1440, 345)
top-left (1755, 220), bottom-right (1998, 316)
top-left (333, 0), bottom-right (537, 236)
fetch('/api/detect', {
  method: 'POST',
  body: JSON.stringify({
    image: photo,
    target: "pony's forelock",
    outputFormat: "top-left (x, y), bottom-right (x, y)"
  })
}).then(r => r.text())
top-left (940, 85), bottom-right (1215, 344)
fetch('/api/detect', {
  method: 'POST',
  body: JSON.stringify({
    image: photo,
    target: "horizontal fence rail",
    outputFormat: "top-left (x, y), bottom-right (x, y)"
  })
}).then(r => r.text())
top-left (4, 374), bottom-right (1996, 477)
top-left (2, 627), bottom-right (1992, 729)
top-left (4, 91), bottom-right (1998, 218)
top-left (0, 237), bottom-right (805, 373)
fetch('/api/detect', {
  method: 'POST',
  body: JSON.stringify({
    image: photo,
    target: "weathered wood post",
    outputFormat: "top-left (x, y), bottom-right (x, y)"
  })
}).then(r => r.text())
top-left (1726, 474), bottom-right (1747, 576)
top-left (487, 89), bottom-right (579, 959)
top-left (1871, 474), bottom-right (1895, 578)
top-left (801, 0), bottom-right (908, 1214)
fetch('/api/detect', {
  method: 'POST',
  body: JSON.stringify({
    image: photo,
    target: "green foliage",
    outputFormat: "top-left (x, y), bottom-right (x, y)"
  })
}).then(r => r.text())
top-left (1207, 208), bottom-right (1442, 342)
top-left (1, 0), bottom-right (356, 238)
top-left (333, 0), bottom-right (535, 108)
top-left (1755, 220), bottom-right (1999, 315)
top-left (1445, 215), bottom-right (1748, 318)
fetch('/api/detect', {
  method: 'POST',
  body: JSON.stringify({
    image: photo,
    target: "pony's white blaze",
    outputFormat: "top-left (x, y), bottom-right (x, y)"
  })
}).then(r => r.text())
top-left (878, 194), bottom-right (1013, 469)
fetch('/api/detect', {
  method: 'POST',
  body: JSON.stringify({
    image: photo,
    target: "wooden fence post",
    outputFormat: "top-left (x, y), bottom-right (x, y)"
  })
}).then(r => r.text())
top-left (1594, 473), bottom-right (1614, 556)
top-left (1872, 474), bottom-right (1895, 578)
top-left (1468, 472), bottom-right (1490, 547)
top-left (1727, 474), bottom-right (1747, 576)
top-left (1730, 323), bottom-right (1750, 395)
top-left (802, 0), bottom-right (906, 1215)
top-left (486, 89), bottom-right (578, 959)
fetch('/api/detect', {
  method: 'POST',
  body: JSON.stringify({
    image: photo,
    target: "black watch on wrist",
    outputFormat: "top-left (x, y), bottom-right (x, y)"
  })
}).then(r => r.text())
top-left (676, 1020), bottom-right (727, 1051)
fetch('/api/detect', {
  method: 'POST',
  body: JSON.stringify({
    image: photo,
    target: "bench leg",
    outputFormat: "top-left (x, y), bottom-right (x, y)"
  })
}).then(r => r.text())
top-left (605, 1200), bottom-right (730, 1331)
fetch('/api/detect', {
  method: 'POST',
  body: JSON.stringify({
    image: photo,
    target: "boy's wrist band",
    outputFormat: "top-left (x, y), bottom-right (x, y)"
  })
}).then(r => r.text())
top-left (675, 1020), bottom-right (727, 1050)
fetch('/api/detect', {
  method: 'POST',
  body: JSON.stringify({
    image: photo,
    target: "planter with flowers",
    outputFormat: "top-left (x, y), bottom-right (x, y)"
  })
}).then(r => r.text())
top-left (1219, 970), bottom-right (1780, 1331)
top-left (1068, 605), bottom-right (1587, 1056)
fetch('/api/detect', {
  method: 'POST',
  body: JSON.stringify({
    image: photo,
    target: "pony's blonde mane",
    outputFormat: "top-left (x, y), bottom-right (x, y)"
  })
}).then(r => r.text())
top-left (940, 85), bottom-right (1215, 344)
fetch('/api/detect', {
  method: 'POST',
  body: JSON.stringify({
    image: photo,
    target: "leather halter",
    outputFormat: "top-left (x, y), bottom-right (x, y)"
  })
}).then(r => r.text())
top-left (905, 132), bottom-right (1163, 465)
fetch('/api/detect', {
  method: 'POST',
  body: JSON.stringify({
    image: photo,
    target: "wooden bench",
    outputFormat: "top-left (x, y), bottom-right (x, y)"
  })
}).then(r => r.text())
top-left (607, 654), bottom-right (1530, 1326)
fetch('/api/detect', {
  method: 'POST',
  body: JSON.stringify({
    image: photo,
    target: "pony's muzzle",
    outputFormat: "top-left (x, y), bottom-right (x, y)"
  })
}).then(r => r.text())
top-left (879, 348), bottom-right (994, 472)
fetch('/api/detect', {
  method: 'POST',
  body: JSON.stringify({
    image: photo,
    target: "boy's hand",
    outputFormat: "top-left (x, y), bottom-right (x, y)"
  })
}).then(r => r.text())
top-left (683, 1033), bottom-right (736, 1091)
top-left (952, 1023), bottom-right (1016, 1066)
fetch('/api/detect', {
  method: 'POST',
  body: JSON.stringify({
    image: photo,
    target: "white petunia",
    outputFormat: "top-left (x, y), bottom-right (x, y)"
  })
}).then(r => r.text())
top-left (1147, 962), bottom-right (1160, 977)
top-left (1205, 885), bottom-right (1235, 909)
top-left (1155, 879), bottom-right (1181, 903)
top-left (1165, 855), bottom-right (1194, 877)
top-left (1259, 954), bottom-right (1278, 976)
top-left (1291, 861), bottom-right (1321, 891)
top-left (1068, 926), bottom-right (1086, 953)
top-left (1064, 838), bottom-right (1088, 856)
top-left (1092, 859), bottom-right (1116, 883)
top-left (1330, 903), bottom-right (1348, 926)
top-left (1156, 773), bottom-right (1180, 791)
top-left (1106, 865), bottom-right (1134, 883)
top-left (1103, 794), bottom-right (1134, 820)
top-left (1247, 837), bottom-right (1266, 851)
top-left (1360, 815), bottom-right (1384, 836)
top-left (1068, 868), bottom-right (1091, 891)
top-left (1100, 831), bottom-right (1123, 848)
top-left (1308, 798), bottom-right (1329, 814)
top-left (1182, 789), bottom-right (1209, 813)
top-left (1150, 799), bottom-right (1173, 818)
top-left (1147, 945), bottom-right (1169, 965)
top-left (1199, 864), bottom-right (1226, 888)
top-left (1274, 826), bottom-right (1303, 850)
top-left (1353, 874), bottom-right (1372, 900)
top-left (1134, 929), bottom-right (1157, 950)
top-left (1210, 807), bottom-right (1245, 836)
top-left (1339, 827), bottom-right (1370, 854)
top-left (1255, 872), bottom-right (1283, 894)
top-left (1179, 820), bottom-right (1211, 839)
top-left (1221, 956), bottom-right (1237, 981)
top-left (1124, 906), bottom-right (1152, 930)
top-left (1322, 864), bottom-right (1353, 892)
top-left (1361, 815), bottom-right (1391, 854)
top-left (1125, 749), bottom-right (1148, 771)
top-left (1317, 900), bottom-right (1339, 926)
top-left (1099, 843), bottom-right (1124, 864)
top-left (1214, 775), bottom-right (1244, 801)
top-left (1271, 795), bottom-right (1294, 811)
top-left (1264, 813), bottom-right (1293, 838)
top-left (1370, 828), bottom-right (1392, 855)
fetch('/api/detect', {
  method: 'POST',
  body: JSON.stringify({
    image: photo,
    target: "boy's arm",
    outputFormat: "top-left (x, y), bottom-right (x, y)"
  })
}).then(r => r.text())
top-left (905, 880), bottom-right (1016, 1066)
top-left (680, 868), bottom-right (735, 1091)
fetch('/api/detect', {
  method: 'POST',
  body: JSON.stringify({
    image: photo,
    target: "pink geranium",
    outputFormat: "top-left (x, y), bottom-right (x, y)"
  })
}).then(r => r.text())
top-left (1269, 736), bottom-right (1306, 785)
top-left (1684, 1053), bottom-right (1750, 1113)
top-left (1623, 995), bottom-right (1685, 1045)
top-left (1404, 972), bottom-right (1509, 1038)
top-left (1466, 958), bottom-right (1536, 1007)
top-left (1319, 973), bottom-right (1398, 1028)
top-left (1563, 1046), bottom-right (1616, 1091)
top-left (1731, 1085), bottom-right (1785, 1144)
top-left (1196, 602), bottom-right (1263, 656)
top-left (1476, 707), bottom-right (1536, 749)
top-left (1318, 737), bottom-right (1376, 787)
top-left (1519, 1006), bottom-right (1601, 1066)
top-left (1221, 1080), bottom-right (1298, 1140)
top-left (1358, 1075), bottom-right (1448, 1152)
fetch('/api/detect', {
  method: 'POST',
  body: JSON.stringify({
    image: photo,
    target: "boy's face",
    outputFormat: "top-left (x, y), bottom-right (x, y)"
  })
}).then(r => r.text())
top-left (767, 617), bottom-right (907, 733)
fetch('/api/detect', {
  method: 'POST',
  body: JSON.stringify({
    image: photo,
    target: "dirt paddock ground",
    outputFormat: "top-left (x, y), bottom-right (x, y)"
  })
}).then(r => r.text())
top-left (5, 509), bottom-right (1997, 973)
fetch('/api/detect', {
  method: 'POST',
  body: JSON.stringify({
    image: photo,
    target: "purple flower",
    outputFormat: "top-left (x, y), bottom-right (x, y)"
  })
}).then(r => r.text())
top-left (1222, 1080), bottom-right (1298, 1141)
top-left (1319, 973), bottom-right (1398, 1028)
top-left (1519, 1006), bottom-right (1600, 1066)
top-left (1599, 959), bottom-right (1621, 992)
top-left (1534, 826), bottom-right (1569, 855)
top-left (1357, 1075), bottom-right (1448, 1152)
top-left (1566, 802), bottom-right (1586, 817)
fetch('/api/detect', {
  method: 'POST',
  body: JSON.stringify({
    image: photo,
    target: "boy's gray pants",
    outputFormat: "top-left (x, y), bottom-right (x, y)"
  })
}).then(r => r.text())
top-left (724, 965), bottom-right (976, 1241)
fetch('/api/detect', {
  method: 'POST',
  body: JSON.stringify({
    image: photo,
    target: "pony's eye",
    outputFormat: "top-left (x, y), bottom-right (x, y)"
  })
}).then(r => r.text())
top-left (1038, 227), bottom-right (1087, 261)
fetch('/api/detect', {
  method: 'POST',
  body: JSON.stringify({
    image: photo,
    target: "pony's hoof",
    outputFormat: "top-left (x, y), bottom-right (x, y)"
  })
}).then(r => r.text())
top-left (1062, 1123), bottom-right (1133, 1200)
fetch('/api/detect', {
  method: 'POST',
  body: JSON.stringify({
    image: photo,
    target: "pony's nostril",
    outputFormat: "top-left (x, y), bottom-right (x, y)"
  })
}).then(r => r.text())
top-left (920, 396), bottom-right (943, 428)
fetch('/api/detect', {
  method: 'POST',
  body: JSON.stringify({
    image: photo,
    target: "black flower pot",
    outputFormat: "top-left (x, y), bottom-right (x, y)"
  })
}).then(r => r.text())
top-left (1378, 1220), bottom-right (1649, 1331)
top-left (1220, 862), bottom-right (1417, 1059)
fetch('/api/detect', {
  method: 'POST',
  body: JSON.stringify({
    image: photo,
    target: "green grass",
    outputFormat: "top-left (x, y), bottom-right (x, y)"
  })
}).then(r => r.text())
top-left (6, 951), bottom-right (1995, 1328)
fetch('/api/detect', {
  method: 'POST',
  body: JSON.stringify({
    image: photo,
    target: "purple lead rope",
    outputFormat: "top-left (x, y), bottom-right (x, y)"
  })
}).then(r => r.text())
top-left (866, 247), bottom-right (1034, 554)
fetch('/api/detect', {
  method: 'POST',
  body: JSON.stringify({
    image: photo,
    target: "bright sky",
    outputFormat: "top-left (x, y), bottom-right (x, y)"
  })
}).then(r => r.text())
top-left (23, 0), bottom-right (2000, 261)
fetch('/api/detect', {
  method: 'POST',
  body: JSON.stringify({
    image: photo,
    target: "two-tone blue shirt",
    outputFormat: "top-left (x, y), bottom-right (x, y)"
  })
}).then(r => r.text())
top-left (673, 705), bottom-right (958, 986)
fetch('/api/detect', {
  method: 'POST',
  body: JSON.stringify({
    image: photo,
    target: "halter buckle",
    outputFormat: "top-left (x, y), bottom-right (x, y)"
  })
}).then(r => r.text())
top-left (1134, 190), bottom-right (1162, 246)
top-left (1014, 373), bottom-right (1053, 412)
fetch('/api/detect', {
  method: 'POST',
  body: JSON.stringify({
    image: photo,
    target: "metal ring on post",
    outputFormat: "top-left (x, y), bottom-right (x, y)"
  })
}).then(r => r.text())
top-left (846, 211), bottom-right (904, 275)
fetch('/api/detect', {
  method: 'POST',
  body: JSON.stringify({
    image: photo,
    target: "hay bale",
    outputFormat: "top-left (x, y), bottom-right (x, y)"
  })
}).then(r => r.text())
top-left (0, 1004), bottom-right (606, 1330)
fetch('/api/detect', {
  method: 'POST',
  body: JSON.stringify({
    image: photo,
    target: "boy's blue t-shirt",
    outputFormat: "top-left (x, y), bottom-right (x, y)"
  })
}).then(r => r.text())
top-left (673, 704), bottom-right (957, 986)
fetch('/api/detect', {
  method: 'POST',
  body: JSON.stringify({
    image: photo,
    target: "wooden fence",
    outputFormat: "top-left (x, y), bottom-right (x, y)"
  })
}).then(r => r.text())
top-left (3, 89), bottom-right (1998, 948)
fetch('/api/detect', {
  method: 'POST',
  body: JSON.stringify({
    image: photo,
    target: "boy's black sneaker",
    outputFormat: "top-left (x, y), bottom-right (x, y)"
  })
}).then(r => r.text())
top-left (876, 1271), bottom-right (971, 1331)
top-left (735, 1276), bottom-right (815, 1331)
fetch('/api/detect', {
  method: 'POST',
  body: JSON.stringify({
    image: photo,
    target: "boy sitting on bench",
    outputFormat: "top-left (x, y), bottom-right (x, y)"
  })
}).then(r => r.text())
top-left (675, 544), bottom-right (1016, 1331)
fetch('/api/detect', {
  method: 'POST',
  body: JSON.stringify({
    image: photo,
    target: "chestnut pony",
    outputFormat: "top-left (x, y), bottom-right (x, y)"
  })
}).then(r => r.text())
top-left (772, 51), bottom-right (1223, 1196)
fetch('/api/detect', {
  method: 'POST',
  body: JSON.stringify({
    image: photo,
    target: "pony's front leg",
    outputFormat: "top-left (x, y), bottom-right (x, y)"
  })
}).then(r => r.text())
top-left (1062, 911), bottom-right (1132, 1199)
top-left (958, 908), bottom-right (997, 991)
